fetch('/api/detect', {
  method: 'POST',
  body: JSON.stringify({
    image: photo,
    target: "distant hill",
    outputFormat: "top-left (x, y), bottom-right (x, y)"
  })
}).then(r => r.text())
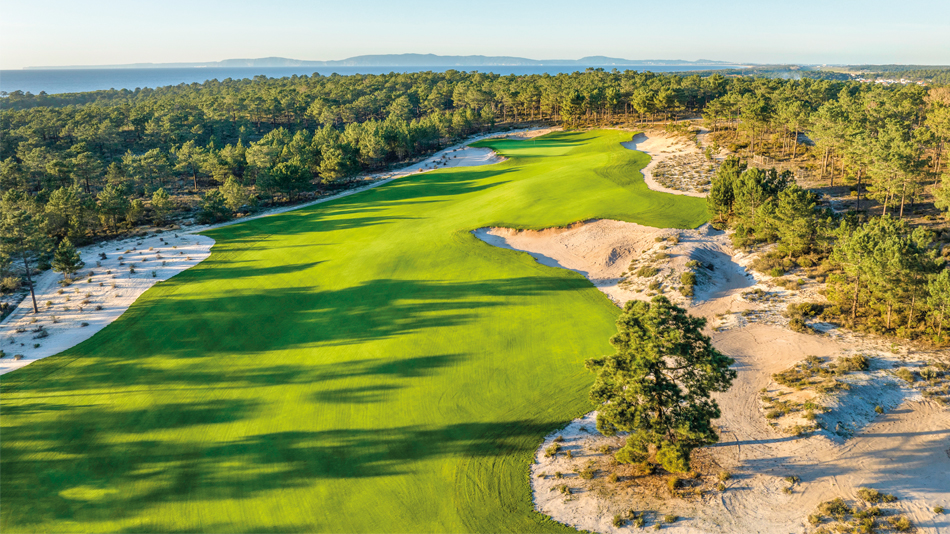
top-left (25, 54), bottom-right (741, 70)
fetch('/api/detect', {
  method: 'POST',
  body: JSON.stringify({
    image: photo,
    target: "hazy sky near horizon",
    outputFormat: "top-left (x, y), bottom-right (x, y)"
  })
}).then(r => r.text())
top-left (2, 0), bottom-right (949, 69)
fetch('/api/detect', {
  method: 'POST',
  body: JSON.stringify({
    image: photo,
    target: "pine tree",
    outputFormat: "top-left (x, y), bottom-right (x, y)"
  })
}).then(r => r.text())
top-left (51, 237), bottom-right (85, 281)
top-left (0, 194), bottom-right (50, 313)
top-left (586, 296), bottom-right (736, 473)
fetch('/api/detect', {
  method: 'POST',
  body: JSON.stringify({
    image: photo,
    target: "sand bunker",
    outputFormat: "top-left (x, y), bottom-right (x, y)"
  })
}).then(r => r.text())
top-left (473, 221), bottom-right (751, 312)
top-left (475, 218), bottom-right (950, 533)
top-left (622, 131), bottom-right (717, 198)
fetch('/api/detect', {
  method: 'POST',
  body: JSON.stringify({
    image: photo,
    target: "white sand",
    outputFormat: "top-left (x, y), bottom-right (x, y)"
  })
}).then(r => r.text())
top-left (473, 221), bottom-right (751, 310)
top-left (622, 132), bottom-right (710, 198)
top-left (0, 127), bottom-right (554, 375)
top-left (0, 233), bottom-right (213, 375)
top-left (475, 218), bottom-right (950, 533)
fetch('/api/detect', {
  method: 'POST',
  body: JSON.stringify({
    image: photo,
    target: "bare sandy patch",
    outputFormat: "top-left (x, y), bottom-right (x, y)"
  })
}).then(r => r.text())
top-left (475, 218), bottom-right (950, 533)
top-left (622, 131), bottom-right (715, 198)
top-left (0, 233), bottom-right (213, 375)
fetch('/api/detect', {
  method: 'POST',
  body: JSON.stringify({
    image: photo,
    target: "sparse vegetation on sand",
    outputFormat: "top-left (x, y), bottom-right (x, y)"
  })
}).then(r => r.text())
top-left (0, 130), bottom-right (706, 533)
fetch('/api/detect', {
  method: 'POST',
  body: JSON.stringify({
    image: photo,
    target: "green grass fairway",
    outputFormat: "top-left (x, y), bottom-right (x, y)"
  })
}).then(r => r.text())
top-left (1, 130), bottom-right (706, 533)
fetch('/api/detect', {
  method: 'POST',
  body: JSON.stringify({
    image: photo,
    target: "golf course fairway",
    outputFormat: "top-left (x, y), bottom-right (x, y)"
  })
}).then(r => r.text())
top-left (0, 130), bottom-right (707, 533)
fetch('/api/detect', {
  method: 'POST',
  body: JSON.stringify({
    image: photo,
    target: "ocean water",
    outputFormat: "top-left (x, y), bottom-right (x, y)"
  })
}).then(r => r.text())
top-left (0, 65), bottom-right (729, 95)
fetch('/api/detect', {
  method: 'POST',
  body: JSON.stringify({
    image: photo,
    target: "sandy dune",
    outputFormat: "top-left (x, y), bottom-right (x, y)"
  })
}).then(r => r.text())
top-left (475, 218), bottom-right (949, 533)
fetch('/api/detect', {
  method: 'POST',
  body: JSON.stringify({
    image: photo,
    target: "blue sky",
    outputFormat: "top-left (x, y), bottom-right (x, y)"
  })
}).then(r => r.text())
top-left (2, 0), bottom-right (948, 69)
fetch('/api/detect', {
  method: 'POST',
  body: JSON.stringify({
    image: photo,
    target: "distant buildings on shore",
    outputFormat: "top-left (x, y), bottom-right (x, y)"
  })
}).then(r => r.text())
top-left (850, 75), bottom-right (928, 86)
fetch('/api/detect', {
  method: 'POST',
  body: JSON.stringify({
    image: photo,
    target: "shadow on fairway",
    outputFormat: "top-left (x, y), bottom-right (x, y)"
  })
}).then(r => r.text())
top-left (212, 168), bottom-right (515, 245)
top-left (1, 277), bottom-right (590, 395)
top-left (2, 396), bottom-right (563, 527)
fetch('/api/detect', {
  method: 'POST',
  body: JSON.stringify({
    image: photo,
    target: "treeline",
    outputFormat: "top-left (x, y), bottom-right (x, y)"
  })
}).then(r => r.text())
top-left (703, 80), bottom-right (950, 220)
top-left (708, 157), bottom-right (950, 343)
top-left (2, 69), bottom-right (950, 341)
top-left (0, 69), bottom-right (751, 245)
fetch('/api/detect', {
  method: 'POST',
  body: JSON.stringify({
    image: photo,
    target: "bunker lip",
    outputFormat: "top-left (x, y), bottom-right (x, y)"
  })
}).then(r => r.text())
top-left (0, 127), bottom-right (556, 376)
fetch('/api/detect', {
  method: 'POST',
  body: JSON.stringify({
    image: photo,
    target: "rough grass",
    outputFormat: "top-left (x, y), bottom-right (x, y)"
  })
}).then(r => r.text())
top-left (0, 130), bottom-right (706, 533)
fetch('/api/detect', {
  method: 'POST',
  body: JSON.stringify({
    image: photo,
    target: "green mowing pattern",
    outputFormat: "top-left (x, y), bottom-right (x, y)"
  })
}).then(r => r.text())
top-left (1, 130), bottom-right (706, 533)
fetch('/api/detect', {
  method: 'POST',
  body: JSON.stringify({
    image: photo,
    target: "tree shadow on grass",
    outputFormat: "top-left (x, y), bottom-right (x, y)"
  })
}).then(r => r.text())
top-left (2, 391), bottom-right (563, 528)
top-left (208, 167), bottom-right (515, 246)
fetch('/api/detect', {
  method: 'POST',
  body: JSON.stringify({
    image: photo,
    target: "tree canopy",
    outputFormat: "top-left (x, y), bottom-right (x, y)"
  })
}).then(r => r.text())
top-left (586, 296), bottom-right (736, 473)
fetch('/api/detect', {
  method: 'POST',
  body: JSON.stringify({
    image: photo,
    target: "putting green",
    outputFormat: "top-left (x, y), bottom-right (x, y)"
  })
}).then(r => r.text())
top-left (1, 130), bottom-right (706, 533)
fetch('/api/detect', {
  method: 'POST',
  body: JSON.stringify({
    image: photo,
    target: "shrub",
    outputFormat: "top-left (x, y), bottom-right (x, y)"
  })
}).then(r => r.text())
top-left (887, 516), bottom-right (912, 532)
top-left (920, 367), bottom-right (941, 381)
top-left (577, 465), bottom-right (596, 480)
top-left (875, 406), bottom-right (884, 414)
top-left (0, 276), bottom-right (21, 293)
top-left (612, 515), bottom-right (624, 528)
top-left (718, 471), bottom-right (731, 482)
top-left (819, 498), bottom-right (852, 520)
top-left (544, 444), bottom-right (561, 458)
top-left (935, 506), bottom-right (945, 514)
top-left (667, 476), bottom-right (682, 492)
top-left (836, 354), bottom-right (869, 373)
top-left (857, 487), bottom-right (896, 504)
top-left (681, 272), bottom-right (696, 286)
top-left (637, 266), bottom-right (660, 278)
top-left (770, 267), bottom-right (785, 278)
top-left (664, 514), bottom-right (677, 524)
top-left (789, 317), bottom-right (811, 333)
top-left (615, 444), bottom-right (647, 464)
top-left (896, 368), bottom-right (916, 383)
